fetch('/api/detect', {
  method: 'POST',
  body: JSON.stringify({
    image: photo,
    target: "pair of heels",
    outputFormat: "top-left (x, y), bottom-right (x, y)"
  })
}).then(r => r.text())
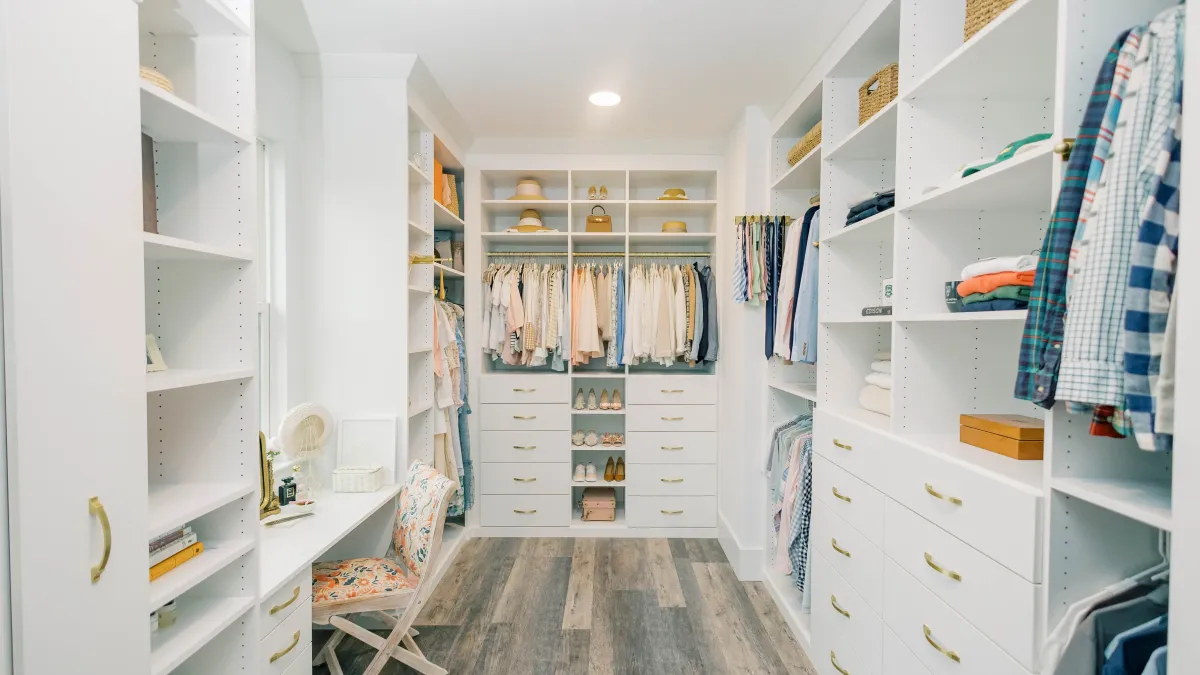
top-left (573, 456), bottom-right (625, 482)
top-left (587, 185), bottom-right (609, 200)
top-left (573, 388), bottom-right (623, 411)
top-left (572, 430), bottom-right (599, 447)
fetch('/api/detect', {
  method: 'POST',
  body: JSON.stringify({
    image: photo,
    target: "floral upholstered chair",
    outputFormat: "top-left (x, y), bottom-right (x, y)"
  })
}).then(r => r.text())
top-left (311, 460), bottom-right (456, 675)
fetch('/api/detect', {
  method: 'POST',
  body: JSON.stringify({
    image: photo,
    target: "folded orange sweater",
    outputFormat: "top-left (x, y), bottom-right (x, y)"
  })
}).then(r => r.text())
top-left (957, 270), bottom-right (1035, 297)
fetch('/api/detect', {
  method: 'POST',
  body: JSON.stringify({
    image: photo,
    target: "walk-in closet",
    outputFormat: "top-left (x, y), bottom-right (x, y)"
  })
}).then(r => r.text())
top-left (0, 0), bottom-right (1195, 673)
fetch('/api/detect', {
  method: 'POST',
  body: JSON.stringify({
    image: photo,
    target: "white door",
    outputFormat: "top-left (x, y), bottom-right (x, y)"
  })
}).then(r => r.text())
top-left (0, 0), bottom-right (149, 672)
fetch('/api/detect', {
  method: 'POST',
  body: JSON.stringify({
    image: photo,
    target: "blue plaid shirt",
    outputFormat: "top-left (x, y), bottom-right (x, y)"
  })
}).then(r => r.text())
top-left (1015, 32), bottom-right (1129, 406)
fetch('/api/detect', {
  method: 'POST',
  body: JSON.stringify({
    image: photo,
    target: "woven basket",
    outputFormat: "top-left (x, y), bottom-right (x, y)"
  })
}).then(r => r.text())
top-left (787, 121), bottom-right (822, 166)
top-left (964, 0), bottom-right (1018, 41)
top-left (859, 63), bottom-right (899, 125)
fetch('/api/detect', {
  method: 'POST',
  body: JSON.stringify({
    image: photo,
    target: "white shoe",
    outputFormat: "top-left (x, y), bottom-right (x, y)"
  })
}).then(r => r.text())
top-left (585, 463), bottom-right (598, 482)
top-left (573, 464), bottom-right (586, 482)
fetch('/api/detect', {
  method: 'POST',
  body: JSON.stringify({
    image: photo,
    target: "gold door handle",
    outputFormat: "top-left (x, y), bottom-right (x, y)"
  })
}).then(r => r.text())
top-left (513, 388), bottom-right (536, 392)
top-left (270, 630), bottom-right (301, 663)
top-left (923, 625), bottom-right (961, 663)
top-left (831, 538), bottom-right (851, 558)
top-left (513, 445), bottom-right (537, 450)
top-left (1054, 138), bottom-right (1076, 160)
top-left (661, 478), bottom-right (684, 483)
top-left (661, 389), bottom-right (684, 393)
top-left (831, 595), bottom-right (851, 618)
top-left (269, 586), bottom-right (301, 615)
top-left (513, 477), bottom-right (537, 482)
top-left (89, 497), bottom-right (111, 583)
top-left (832, 438), bottom-right (852, 450)
top-left (925, 552), bottom-right (963, 581)
top-left (832, 487), bottom-right (852, 503)
top-left (661, 446), bottom-right (684, 450)
top-left (513, 415), bottom-right (536, 420)
top-left (661, 509), bottom-right (684, 515)
top-left (514, 509), bottom-right (537, 514)
top-left (661, 416), bottom-right (684, 421)
top-left (831, 651), bottom-right (850, 675)
top-left (925, 482), bottom-right (963, 506)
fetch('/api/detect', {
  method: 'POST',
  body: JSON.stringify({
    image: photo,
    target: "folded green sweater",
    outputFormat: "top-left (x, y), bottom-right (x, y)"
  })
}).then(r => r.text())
top-left (962, 285), bottom-right (1032, 305)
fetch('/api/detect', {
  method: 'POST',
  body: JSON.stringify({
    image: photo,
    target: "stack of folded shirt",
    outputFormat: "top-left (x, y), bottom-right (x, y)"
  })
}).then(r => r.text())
top-left (956, 255), bottom-right (1037, 312)
top-left (859, 352), bottom-right (892, 417)
top-left (846, 189), bottom-right (895, 226)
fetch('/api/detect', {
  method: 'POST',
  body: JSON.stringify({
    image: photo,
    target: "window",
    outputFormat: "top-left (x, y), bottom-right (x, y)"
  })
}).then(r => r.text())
top-left (257, 140), bottom-right (272, 435)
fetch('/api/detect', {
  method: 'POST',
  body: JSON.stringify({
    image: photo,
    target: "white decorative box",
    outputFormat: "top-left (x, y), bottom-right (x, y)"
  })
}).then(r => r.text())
top-left (334, 416), bottom-right (396, 492)
top-left (332, 466), bottom-right (384, 493)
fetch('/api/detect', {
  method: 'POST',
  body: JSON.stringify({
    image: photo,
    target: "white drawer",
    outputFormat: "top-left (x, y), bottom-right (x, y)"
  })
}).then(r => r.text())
top-left (625, 375), bottom-right (718, 405)
top-left (480, 462), bottom-right (570, 495)
top-left (627, 496), bottom-right (716, 528)
top-left (812, 609), bottom-right (872, 675)
top-left (888, 437), bottom-right (1042, 582)
top-left (627, 464), bottom-right (716, 496)
top-left (883, 559), bottom-right (1028, 675)
top-left (480, 494), bottom-right (571, 527)
top-left (479, 404), bottom-right (571, 431)
top-left (480, 374), bottom-right (570, 403)
top-left (813, 408), bottom-right (891, 489)
top-left (812, 497), bottom-right (883, 613)
top-left (261, 597), bottom-right (312, 675)
top-left (626, 404), bottom-right (718, 432)
top-left (813, 551), bottom-right (883, 673)
top-left (884, 627), bottom-right (933, 675)
top-left (813, 454), bottom-right (886, 547)
top-left (259, 569), bottom-right (312, 640)
top-left (282, 642), bottom-right (313, 675)
top-left (884, 500), bottom-right (1040, 670)
top-left (626, 432), bottom-right (717, 464)
top-left (479, 430), bottom-right (570, 463)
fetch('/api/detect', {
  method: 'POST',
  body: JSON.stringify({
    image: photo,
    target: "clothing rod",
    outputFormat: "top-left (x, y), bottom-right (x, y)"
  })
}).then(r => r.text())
top-left (487, 251), bottom-right (712, 258)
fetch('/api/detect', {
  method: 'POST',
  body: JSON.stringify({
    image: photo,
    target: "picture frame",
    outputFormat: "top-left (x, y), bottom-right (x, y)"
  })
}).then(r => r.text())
top-left (337, 416), bottom-right (397, 484)
top-left (145, 333), bottom-right (167, 372)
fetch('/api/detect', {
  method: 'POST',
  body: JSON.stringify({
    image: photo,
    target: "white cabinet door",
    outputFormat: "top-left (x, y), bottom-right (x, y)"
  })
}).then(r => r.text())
top-left (0, 1), bottom-right (149, 672)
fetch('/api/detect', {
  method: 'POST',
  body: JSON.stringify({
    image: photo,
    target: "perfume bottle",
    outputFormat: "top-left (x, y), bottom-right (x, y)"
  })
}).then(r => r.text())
top-left (278, 477), bottom-right (296, 506)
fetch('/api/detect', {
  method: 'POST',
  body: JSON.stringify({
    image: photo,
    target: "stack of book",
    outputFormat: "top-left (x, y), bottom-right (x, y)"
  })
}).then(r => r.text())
top-left (149, 525), bottom-right (204, 581)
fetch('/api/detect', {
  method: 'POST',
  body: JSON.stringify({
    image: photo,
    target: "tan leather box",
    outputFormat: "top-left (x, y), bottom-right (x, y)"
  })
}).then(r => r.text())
top-left (582, 487), bottom-right (616, 522)
top-left (960, 424), bottom-right (1044, 460)
top-left (960, 414), bottom-right (1044, 440)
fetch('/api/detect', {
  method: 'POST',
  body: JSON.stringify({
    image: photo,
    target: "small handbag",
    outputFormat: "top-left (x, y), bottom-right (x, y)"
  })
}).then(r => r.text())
top-left (586, 205), bottom-right (613, 233)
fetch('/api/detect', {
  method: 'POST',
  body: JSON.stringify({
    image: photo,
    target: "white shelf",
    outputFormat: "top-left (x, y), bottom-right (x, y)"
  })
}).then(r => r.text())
top-left (408, 284), bottom-right (433, 294)
top-left (627, 232), bottom-right (716, 245)
top-left (482, 200), bottom-right (570, 216)
top-left (901, 432), bottom-right (1043, 494)
top-left (143, 233), bottom-right (251, 263)
top-left (482, 231), bottom-right (569, 244)
top-left (823, 210), bottom-right (895, 246)
top-left (826, 101), bottom-right (898, 162)
top-left (572, 232), bottom-right (627, 245)
top-left (570, 200), bottom-right (628, 206)
top-left (434, 202), bottom-right (466, 231)
top-left (148, 482), bottom-right (255, 538)
top-left (772, 147), bottom-right (822, 191)
top-left (572, 507), bottom-right (627, 529)
top-left (433, 263), bottom-right (464, 278)
top-left (409, 161), bottom-right (432, 185)
top-left (138, 0), bottom-right (251, 37)
top-left (409, 221), bottom-right (433, 236)
top-left (897, 310), bottom-right (1028, 323)
top-left (769, 382), bottom-right (819, 403)
top-left (140, 82), bottom-right (251, 145)
top-left (628, 200), bottom-right (719, 217)
top-left (902, 144), bottom-right (1054, 213)
top-left (571, 371), bottom-right (626, 378)
top-left (571, 480), bottom-right (627, 488)
top-left (903, 0), bottom-right (1056, 102)
top-left (573, 446), bottom-right (627, 452)
top-left (408, 344), bottom-right (432, 354)
top-left (150, 538), bottom-right (255, 611)
top-left (150, 596), bottom-right (254, 675)
top-left (1053, 477), bottom-right (1173, 531)
top-left (836, 406), bottom-right (893, 435)
top-left (571, 409), bottom-right (625, 416)
top-left (822, 314), bottom-right (893, 324)
top-left (408, 401), bottom-right (433, 418)
top-left (146, 368), bottom-right (255, 393)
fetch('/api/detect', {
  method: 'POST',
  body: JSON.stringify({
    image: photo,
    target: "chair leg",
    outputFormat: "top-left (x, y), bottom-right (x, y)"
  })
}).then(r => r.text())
top-left (403, 632), bottom-right (426, 658)
top-left (325, 647), bottom-right (345, 675)
top-left (313, 629), bottom-right (346, 667)
top-left (329, 615), bottom-right (447, 675)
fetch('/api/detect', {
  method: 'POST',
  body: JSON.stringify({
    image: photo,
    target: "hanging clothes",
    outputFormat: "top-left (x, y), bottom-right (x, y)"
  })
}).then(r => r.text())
top-left (569, 262), bottom-right (621, 367)
top-left (790, 209), bottom-right (820, 364)
top-left (482, 262), bottom-right (567, 370)
top-left (766, 413), bottom-right (814, 592)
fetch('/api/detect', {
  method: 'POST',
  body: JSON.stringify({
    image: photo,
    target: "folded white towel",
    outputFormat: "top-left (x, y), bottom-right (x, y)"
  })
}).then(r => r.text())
top-left (859, 385), bottom-right (892, 417)
top-left (874, 351), bottom-right (892, 361)
top-left (866, 372), bottom-right (893, 390)
top-left (870, 360), bottom-right (891, 374)
top-left (960, 255), bottom-right (1038, 280)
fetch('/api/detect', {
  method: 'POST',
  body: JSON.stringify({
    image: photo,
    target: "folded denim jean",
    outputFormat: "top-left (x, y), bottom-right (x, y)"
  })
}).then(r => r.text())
top-left (959, 298), bottom-right (1029, 312)
top-left (847, 206), bottom-right (881, 225)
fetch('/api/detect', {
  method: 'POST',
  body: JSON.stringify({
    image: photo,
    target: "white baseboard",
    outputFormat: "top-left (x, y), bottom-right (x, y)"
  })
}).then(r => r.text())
top-left (718, 512), bottom-right (764, 581)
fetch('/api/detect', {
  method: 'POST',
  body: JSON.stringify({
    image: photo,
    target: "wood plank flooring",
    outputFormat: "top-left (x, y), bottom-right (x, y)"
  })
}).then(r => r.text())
top-left (313, 538), bottom-right (816, 675)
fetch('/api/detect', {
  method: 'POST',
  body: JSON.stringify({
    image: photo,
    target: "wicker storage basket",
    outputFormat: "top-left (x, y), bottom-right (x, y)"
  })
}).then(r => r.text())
top-left (859, 63), bottom-right (899, 125)
top-left (787, 121), bottom-right (822, 166)
top-left (964, 0), bottom-right (1018, 41)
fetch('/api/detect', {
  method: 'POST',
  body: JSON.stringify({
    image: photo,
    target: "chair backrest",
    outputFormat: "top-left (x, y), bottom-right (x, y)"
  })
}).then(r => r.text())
top-left (393, 460), bottom-right (456, 580)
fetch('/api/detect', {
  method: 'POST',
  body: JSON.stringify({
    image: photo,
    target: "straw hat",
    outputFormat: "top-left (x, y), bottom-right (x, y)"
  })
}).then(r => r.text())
top-left (661, 221), bottom-right (688, 233)
top-left (507, 209), bottom-right (555, 233)
top-left (139, 66), bottom-right (174, 93)
top-left (657, 188), bottom-right (689, 201)
top-left (508, 179), bottom-right (548, 200)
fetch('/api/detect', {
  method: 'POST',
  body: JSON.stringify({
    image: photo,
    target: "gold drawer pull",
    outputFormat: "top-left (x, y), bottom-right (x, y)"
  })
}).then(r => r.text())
top-left (661, 478), bottom-right (684, 483)
top-left (661, 416), bottom-right (684, 421)
top-left (832, 487), bottom-right (852, 503)
top-left (661, 389), bottom-right (684, 393)
top-left (925, 482), bottom-right (963, 506)
top-left (514, 509), bottom-right (537, 514)
top-left (269, 586), bottom-right (301, 615)
top-left (831, 651), bottom-right (850, 675)
top-left (513, 415), bottom-right (537, 420)
top-left (513, 445), bottom-right (537, 450)
top-left (513, 388), bottom-right (536, 392)
top-left (89, 497), bottom-right (112, 583)
top-left (923, 624), bottom-right (961, 663)
top-left (661, 509), bottom-right (684, 515)
top-left (661, 446), bottom-right (684, 451)
top-left (925, 552), bottom-right (963, 581)
top-left (831, 595), bottom-right (851, 618)
top-left (832, 438), bottom-right (852, 450)
top-left (270, 630), bottom-right (301, 663)
top-left (513, 477), bottom-right (537, 482)
top-left (831, 538), bottom-right (851, 558)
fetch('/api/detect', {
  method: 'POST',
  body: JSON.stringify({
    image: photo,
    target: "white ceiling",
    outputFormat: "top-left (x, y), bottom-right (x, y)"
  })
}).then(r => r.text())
top-left (263, 0), bottom-right (867, 146)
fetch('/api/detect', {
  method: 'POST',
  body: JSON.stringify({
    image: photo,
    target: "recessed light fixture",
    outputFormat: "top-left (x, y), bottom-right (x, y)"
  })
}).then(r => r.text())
top-left (589, 91), bottom-right (621, 107)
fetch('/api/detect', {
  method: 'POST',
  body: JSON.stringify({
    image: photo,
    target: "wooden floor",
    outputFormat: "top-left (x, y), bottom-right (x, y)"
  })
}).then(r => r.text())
top-left (314, 537), bottom-right (816, 675)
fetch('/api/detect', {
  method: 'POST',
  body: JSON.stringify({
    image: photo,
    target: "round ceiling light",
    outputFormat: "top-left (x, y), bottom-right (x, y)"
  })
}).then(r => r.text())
top-left (589, 91), bottom-right (621, 107)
